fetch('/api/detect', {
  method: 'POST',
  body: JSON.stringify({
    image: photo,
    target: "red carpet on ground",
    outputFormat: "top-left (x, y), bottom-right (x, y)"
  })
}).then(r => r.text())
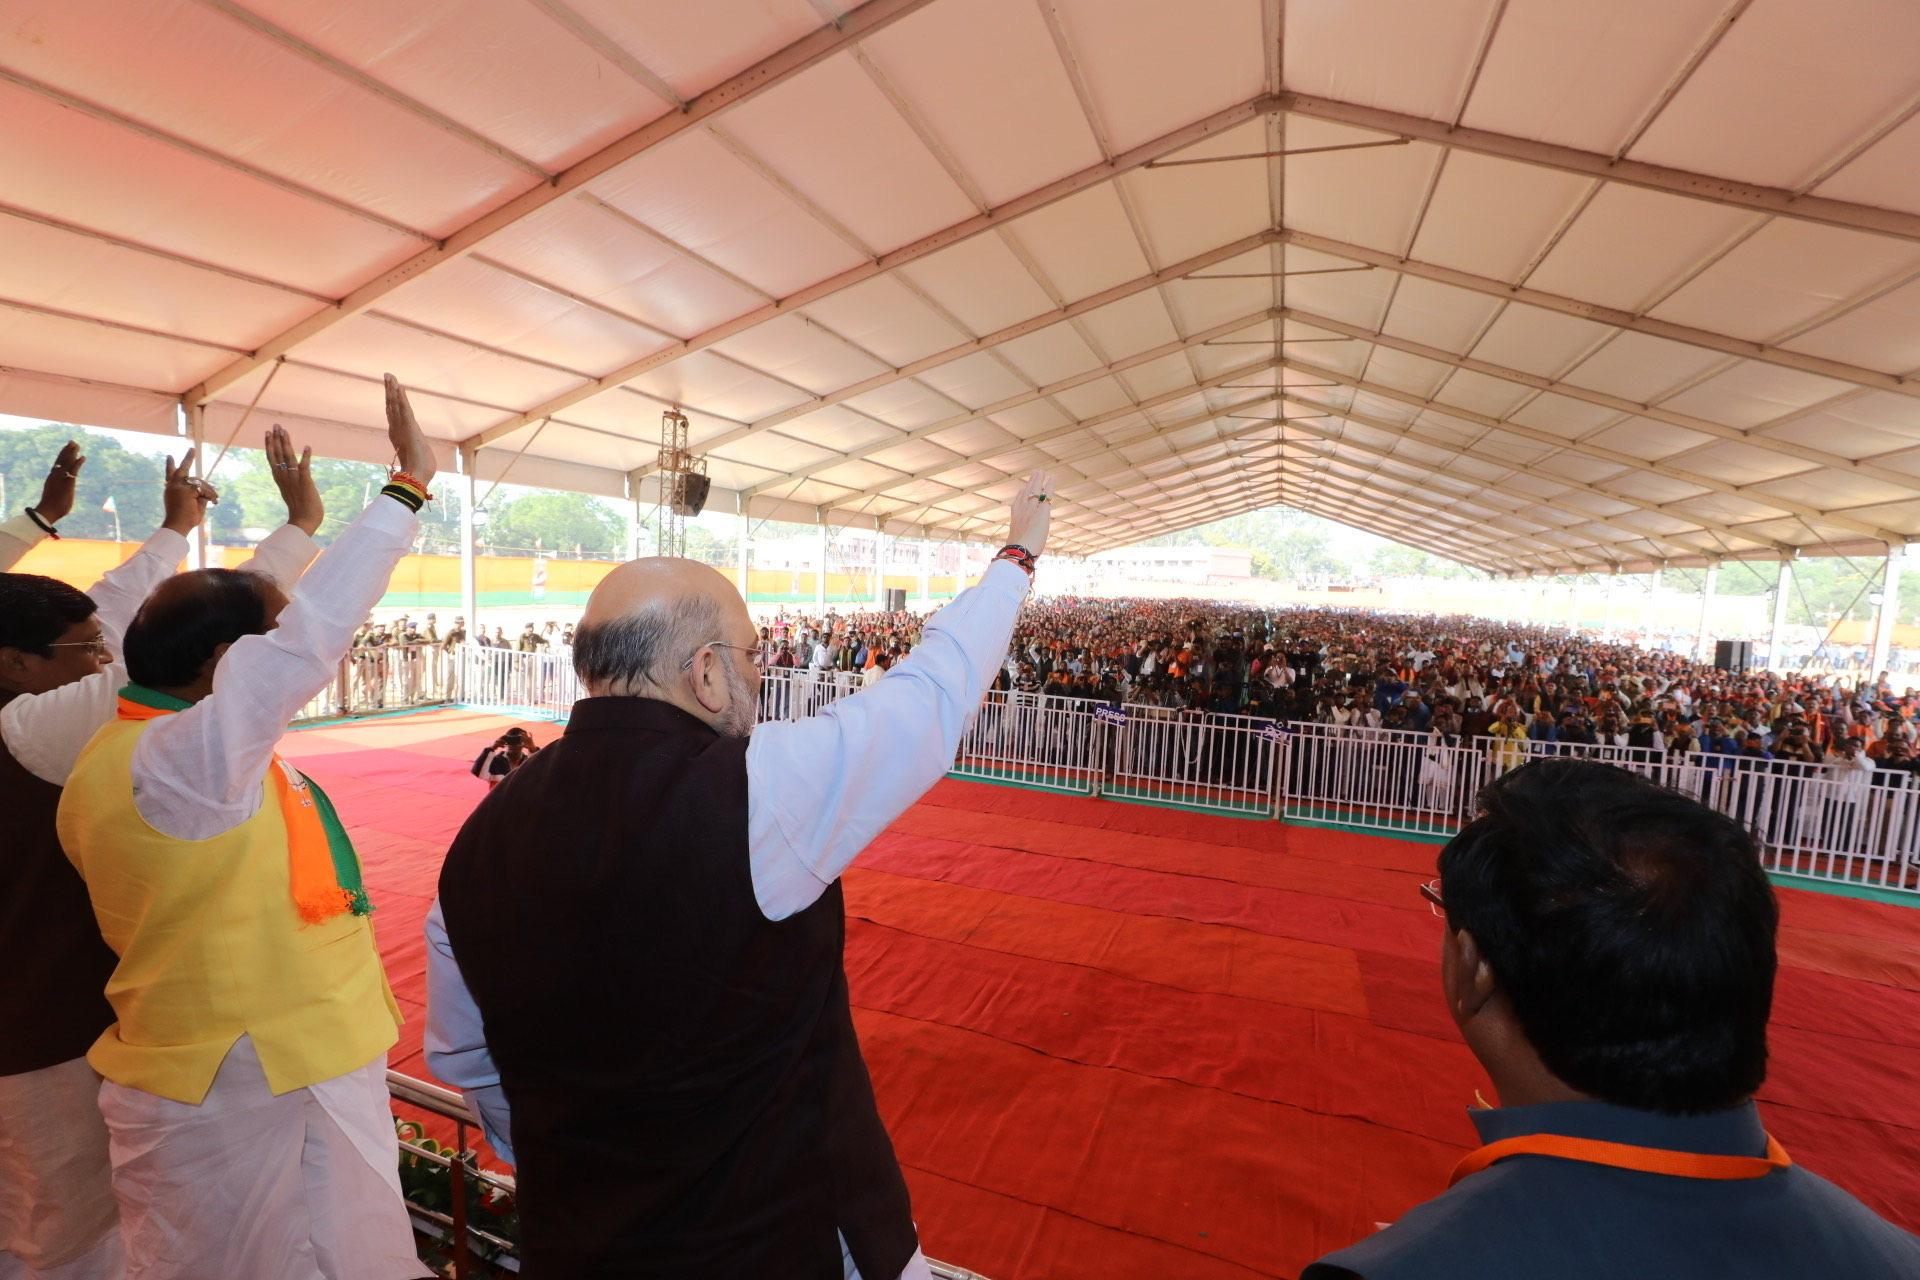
top-left (280, 707), bottom-right (1920, 1280)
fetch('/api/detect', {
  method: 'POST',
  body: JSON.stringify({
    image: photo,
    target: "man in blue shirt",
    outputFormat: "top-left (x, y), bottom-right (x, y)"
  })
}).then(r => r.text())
top-left (1305, 759), bottom-right (1920, 1280)
top-left (1372, 667), bottom-right (1407, 716)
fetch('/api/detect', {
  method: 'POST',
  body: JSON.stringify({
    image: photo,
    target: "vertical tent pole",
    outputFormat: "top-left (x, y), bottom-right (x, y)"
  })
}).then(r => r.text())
top-left (185, 400), bottom-right (208, 570)
top-left (735, 491), bottom-right (750, 604)
top-left (627, 471), bottom-right (645, 560)
top-left (1870, 544), bottom-right (1903, 686)
top-left (458, 445), bottom-right (478, 630)
top-left (917, 527), bottom-right (930, 602)
top-left (1769, 558), bottom-right (1793, 674)
top-left (1645, 567), bottom-right (1662, 641)
top-left (873, 522), bottom-right (886, 606)
top-left (1602, 573), bottom-right (1616, 641)
top-left (1696, 563), bottom-right (1718, 664)
top-left (815, 515), bottom-right (828, 611)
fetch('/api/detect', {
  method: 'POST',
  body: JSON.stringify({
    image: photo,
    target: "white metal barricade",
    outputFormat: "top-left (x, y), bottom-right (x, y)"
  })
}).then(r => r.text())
top-left (454, 645), bottom-right (582, 721)
top-left (1107, 706), bottom-right (1280, 817)
top-left (951, 690), bottom-right (1101, 795)
top-left (1283, 724), bottom-right (1491, 839)
top-left (756, 667), bottom-right (862, 723)
top-left (291, 642), bottom-right (455, 724)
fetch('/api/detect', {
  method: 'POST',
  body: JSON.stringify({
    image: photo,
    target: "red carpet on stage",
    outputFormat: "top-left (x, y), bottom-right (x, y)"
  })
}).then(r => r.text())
top-left (281, 707), bottom-right (1920, 1280)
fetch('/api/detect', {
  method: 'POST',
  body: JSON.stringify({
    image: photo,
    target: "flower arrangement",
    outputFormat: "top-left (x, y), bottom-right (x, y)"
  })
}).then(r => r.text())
top-left (396, 1118), bottom-right (520, 1273)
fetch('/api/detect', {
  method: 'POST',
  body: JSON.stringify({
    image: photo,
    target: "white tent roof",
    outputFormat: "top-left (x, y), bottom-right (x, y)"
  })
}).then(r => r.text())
top-left (7, 0), bottom-right (1920, 574)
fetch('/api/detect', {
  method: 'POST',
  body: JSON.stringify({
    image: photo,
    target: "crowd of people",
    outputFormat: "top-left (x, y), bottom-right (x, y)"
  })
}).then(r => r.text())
top-left (738, 596), bottom-right (1919, 779)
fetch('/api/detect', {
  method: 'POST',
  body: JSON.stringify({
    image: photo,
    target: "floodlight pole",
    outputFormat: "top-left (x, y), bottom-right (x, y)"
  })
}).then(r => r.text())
top-left (655, 410), bottom-right (696, 560)
top-left (1768, 558), bottom-right (1794, 674)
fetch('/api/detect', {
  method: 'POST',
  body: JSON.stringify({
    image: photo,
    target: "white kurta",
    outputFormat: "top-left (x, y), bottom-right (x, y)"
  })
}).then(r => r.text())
top-left (98, 1039), bottom-right (421, 1280)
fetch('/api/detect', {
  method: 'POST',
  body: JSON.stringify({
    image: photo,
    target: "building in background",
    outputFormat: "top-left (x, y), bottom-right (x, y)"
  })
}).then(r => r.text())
top-left (1087, 545), bottom-right (1253, 586)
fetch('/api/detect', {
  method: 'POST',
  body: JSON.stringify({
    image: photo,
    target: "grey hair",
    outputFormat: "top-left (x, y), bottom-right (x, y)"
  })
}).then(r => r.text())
top-left (572, 592), bottom-right (724, 695)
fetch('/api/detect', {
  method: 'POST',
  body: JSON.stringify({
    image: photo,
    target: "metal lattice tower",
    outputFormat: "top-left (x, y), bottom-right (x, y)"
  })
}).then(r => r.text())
top-left (653, 408), bottom-right (703, 559)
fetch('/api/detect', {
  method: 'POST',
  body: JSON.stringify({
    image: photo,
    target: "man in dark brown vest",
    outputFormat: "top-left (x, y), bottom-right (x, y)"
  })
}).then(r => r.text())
top-left (427, 472), bottom-right (1054, 1279)
top-left (0, 431), bottom-right (320, 1278)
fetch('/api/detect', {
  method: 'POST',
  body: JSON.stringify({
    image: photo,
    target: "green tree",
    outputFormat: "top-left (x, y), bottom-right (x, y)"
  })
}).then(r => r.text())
top-left (1367, 543), bottom-right (1477, 579)
top-left (0, 424), bottom-right (166, 541)
top-left (683, 522), bottom-right (737, 565)
top-left (487, 491), bottom-right (622, 557)
top-left (222, 448), bottom-right (465, 549)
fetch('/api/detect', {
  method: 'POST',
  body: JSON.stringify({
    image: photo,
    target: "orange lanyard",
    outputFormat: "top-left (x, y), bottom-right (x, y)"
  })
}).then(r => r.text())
top-left (1450, 1132), bottom-right (1791, 1187)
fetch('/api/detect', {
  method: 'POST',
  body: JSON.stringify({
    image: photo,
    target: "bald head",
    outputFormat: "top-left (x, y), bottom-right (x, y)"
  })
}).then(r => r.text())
top-left (574, 557), bottom-right (759, 735)
top-left (581, 557), bottom-right (741, 633)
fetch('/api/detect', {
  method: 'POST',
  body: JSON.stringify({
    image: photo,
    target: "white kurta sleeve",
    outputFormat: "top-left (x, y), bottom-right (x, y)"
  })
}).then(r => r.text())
top-left (129, 497), bottom-right (419, 841)
top-left (239, 523), bottom-right (321, 590)
top-left (0, 512), bottom-right (48, 571)
top-left (0, 527), bottom-right (188, 786)
top-left (745, 560), bottom-right (1030, 921)
top-left (422, 898), bottom-right (516, 1163)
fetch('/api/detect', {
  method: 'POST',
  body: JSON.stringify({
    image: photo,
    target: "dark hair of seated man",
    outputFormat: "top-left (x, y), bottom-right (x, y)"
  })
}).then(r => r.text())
top-left (122, 570), bottom-right (279, 694)
top-left (1303, 759), bottom-right (1920, 1280)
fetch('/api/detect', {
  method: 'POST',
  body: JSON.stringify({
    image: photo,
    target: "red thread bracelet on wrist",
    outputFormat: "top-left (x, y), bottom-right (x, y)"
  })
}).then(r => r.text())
top-left (387, 471), bottom-right (431, 500)
top-left (994, 544), bottom-right (1036, 575)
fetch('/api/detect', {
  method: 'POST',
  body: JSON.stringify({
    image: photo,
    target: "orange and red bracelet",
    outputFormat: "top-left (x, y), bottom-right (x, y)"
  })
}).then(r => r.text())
top-left (994, 543), bottom-right (1036, 575)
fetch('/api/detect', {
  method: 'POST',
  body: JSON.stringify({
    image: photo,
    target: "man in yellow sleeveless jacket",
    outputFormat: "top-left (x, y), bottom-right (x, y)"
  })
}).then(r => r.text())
top-left (57, 379), bottom-right (437, 1280)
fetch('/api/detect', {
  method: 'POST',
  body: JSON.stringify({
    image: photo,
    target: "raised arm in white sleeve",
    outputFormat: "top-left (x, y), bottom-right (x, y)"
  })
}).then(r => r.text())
top-left (129, 496), bottom-right (419, 841)
top-left (0, 526), bottom-right (187, 786)
top-left (745, 559), bottom-right (1030, 920)
top-left (240, 522), bottom-right (320, 591)
top-left (0, 513), bottom-right (47, 572)
top-left (423, 898), bottom-right (516, 1163)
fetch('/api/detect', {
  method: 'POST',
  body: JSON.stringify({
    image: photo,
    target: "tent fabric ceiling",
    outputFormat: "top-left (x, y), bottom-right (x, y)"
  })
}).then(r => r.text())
top-left (6, 0), bottom-right (1920, 574)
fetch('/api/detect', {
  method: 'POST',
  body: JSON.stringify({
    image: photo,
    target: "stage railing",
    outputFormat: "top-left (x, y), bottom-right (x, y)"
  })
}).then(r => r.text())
top-left (1110, 704), bottom-right (1282, 817)
top-left (454, 644), bottom-right (583, 721)
top-left (385, 1070), bottom-right (993, 1279)
top-left (757, 665), bottom-right (865, 722)
top-left (292, 642), bottom-right (457, 723)
top-left (1282, 725), bottom-right (1920, 892)
top-left (954, 691), bottom-right (1103, 796)
top-left (446, 648), bottom-right (1920, 896)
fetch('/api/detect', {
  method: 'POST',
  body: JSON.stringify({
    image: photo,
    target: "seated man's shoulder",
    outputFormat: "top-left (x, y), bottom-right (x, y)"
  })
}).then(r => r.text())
top-left (1305, 1160), bottom-right (1920, 1280)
